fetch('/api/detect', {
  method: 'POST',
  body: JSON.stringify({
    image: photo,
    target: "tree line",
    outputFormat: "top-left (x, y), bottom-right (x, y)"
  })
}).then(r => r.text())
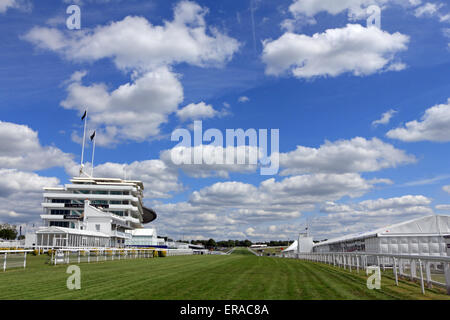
top-left (179, 239), bottom-right (292, 248)
top-left (0, 224), bottom-right (21, 240)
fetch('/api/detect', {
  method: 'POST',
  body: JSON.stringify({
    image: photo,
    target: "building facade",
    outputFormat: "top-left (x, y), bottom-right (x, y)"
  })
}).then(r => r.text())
top-left (36, 177), bottom-right (157, 248)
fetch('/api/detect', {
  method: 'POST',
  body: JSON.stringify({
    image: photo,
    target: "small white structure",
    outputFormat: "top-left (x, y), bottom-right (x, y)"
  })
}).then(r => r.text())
top-left (313, 215), bottom-right (450, 256)
top-left (282, 233), bottom-right (314, 255)
top-left (125, 228), bottom-right (166, 248)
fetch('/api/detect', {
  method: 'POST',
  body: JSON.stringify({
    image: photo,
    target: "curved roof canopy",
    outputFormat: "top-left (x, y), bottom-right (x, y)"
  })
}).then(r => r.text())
top-left (142, 206), bottom-right (157, 224)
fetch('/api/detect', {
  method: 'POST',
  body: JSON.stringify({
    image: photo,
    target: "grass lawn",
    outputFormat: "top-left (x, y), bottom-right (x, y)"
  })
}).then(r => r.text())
top-left (0, 248), bottom-right (448, 300)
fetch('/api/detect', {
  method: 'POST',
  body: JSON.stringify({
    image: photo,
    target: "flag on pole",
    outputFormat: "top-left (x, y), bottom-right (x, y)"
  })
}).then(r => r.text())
top-left (81, 110), bottom-right (87, 121)
top-left (90, 131), bottom-right (96, 141)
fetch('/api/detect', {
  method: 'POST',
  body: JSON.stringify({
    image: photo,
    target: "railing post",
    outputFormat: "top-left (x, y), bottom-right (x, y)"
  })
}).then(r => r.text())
top-left (78, 251), bottom-right (81, 264)
top-left (394, 258), bottom-right (398, 286)
top-left (356, 255), bottom-right (360, 273)
top-left (24, 252), bottom-right (27, 269)
top-left (3, 252), bottom-right (7, 272)
top-left (411, 259), bottom-right (417, 281)
top-left (425, 261), bottom-right (432, 289)
top-left (444, 262), bottom-right (450, 295)
top-left (419, 259), bottom-right (425, 295)
top-left (399, 258), bottom-right (403, 277)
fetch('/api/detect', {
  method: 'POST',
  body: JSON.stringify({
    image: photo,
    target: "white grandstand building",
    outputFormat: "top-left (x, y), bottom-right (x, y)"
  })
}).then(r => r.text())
top-left (35, 176), bottom-right (157, 248)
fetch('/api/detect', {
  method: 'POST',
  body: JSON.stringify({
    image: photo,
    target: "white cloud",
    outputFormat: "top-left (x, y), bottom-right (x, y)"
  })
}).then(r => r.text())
top-left (160, 145), bottom-right (260, 178)
top-left (443, 185), bottom-right (450, 194)
top-left (310, 194), bottom-right (434, 239)
top-left (262, 24), bottom-right (409, 79)
top-left (150, 172), bottom-right (383, 240)
top-left (435, 204), bottom-right (450, 211)
top-left (191, 173), bottom-right (378, 208)
top-left (62, 67), bottom-right (184, 145)
top-left (287, 0), bottom-right (419, 23)
top-left (176, 102), bottom-right (219, 122)
top-left (0, 0), bottom-right (30, 13)
top-left (387, 98), bottom-right (450, 142)
top-left (0, 169), bottom-right (60, 224)
top-left (372, 109), bottom-right (397, 126)
top-left (238, 96), bottom-right (250, 103)
top-left (0, 169), bottom-right (60, 197)
top-left (0, 121), bottom-right (74, 171)
top-left (24, 1), bottom-right (240, 72)
top-left (24, 1), bottom-right (240, 145)
top-left (414, 2), bottom-right (443, 17)
top-left (0, 0), bottom-right (17, 13)
top-left (278, 137), bottom-right (415, 176)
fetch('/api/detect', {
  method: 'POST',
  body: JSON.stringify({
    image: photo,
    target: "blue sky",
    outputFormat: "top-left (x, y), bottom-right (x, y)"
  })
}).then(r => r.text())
top-left (0, 0), bottom-right (449, 241)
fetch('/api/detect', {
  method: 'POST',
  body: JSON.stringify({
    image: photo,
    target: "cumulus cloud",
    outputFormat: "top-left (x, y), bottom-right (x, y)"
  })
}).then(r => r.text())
top-left (387, 98), bottom-right (450, 142)
top-left (0, 169), bottom-right (60, 224)
top-left (0, 121), bottom-right (75, 171)
top-left (309, 194), bottom-right (434, 239)
top-left (62, 68), bottom-right (183, 145)
top-left (435, 204), bottom-right (450, 211)
top-left (0, 0), bottom-right (17, 13)
top-left (238, 96), bottom-right (250, 103)
top-left (414, 2), bottom-right (443, 17)
top-left (23, 1), bottom-right (240, 72)
top-left (278, 137), bottom-right (415, 176)
top-left (287, 0), bottom-right (420, 22)
top-left (176, 102), bottom-right (220, 122)
top-left (0, 0), bottom-right (30, 13)
top-left (443, 185), bottom-right (450, 194)
top-left (372, 109), bottom-right (397, 126)
top-left (151, 172), bottom-right (391, 240)
top-left (160, 145), bottom-right (260, 178)
top-left (24, 1), bottom-right (240, 145)
top-left (262, 24), bottom-right (409, 79)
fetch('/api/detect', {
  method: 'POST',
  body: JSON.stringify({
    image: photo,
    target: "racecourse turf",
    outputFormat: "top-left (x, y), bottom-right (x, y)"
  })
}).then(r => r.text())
top-left (0, 248), bottom-right (448, 300)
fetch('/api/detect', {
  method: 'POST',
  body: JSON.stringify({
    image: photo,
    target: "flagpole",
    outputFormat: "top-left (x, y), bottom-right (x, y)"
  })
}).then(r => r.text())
top-left (80, 111), bottom-right (87, 174)
top-left (91, 133), bottom-right (96, 177)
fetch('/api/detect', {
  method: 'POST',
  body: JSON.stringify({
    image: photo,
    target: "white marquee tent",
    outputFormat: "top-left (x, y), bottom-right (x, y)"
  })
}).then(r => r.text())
top-left (312, 215), bottom-right (450, 256)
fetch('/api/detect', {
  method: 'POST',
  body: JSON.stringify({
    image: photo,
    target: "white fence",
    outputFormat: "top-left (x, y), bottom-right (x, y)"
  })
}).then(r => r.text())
top-left (283, 251), bottom-right (450, 295)
top-left (50, 248), bottom-right (194, 265)
top-left (0, 248), bottom-right (194, 271)
top-left (1, 250), bottom-right (32, 271)
top-left (0, 240), bottom-right (25, 248)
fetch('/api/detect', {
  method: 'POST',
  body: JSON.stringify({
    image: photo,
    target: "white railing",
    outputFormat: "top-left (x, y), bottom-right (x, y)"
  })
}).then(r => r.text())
top-left (0, 247), bottom-right (194, 270)
top-left (283, 251), bottom-right (450, 295)
top-left (50, 248), bottom-right (194, 265)
top-left (1, 250), bottom-right (33, 271)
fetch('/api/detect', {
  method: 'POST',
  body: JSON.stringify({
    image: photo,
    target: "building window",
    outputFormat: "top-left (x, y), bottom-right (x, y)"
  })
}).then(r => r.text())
top-left (51, 199), bottom-right (71, 204)
top-left (50, 210), bottom-right (67, 215)
top-left (96, 224), bottom-right (100, 232)
top-left (49, 221), bottom-right (69, 228)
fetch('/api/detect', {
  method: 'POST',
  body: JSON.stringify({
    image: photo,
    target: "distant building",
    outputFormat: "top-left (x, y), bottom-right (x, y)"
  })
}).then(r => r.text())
top-left (125, 228), bottom-right (166, 248)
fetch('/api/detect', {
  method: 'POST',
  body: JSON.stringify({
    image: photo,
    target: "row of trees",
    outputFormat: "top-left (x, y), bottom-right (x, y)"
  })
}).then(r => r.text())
top-left (0, 224), bottom-right (19, 240)
top-left (185, 239), bottom-right (293, 248)
top-left (188, 239), bottom-right (253, 248)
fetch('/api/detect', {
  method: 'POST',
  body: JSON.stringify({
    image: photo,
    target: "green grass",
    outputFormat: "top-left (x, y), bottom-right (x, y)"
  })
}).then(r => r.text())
top-left (0, 248), bottom-right (448, 300)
